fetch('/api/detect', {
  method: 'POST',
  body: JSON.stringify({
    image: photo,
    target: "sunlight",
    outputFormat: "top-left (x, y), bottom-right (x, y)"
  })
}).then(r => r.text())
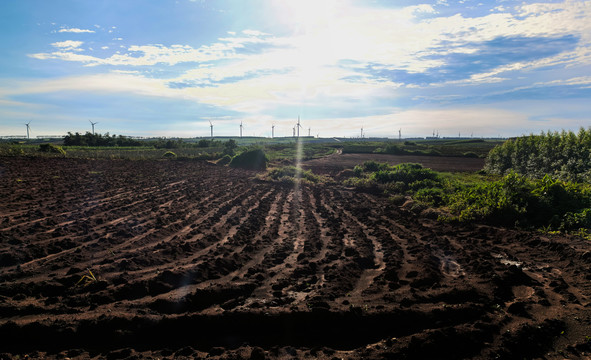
top-left (270, 0), bottom-right (351, 93)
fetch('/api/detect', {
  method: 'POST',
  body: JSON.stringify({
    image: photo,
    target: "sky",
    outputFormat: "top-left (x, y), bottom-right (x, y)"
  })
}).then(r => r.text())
top-left (1, 0), bottom-right (590, 139)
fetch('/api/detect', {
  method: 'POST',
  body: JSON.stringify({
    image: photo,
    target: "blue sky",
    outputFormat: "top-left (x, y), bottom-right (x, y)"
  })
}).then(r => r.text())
top-left (1, 0), bottom-right (590, 138)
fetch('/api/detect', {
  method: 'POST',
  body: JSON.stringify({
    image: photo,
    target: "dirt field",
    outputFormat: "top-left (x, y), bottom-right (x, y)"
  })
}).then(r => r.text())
top-left (1, 156), bottom-right (590, 359)
top-left (302, 153), bottom-right (485, 175)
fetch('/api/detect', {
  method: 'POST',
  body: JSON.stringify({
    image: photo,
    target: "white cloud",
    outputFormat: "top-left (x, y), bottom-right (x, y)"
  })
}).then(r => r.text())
top-left (50, 40), bottom-right (84, 52)
top-left (58, 28), bottom-right (95, 33)
top-left (30, 31), bottom-right (275, 67)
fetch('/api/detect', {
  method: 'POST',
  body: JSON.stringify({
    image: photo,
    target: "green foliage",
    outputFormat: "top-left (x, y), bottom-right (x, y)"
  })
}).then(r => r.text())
top-left (216, 154), bottom-right (232, 165)
top-left (63, 132), bottom-right (142, 147)
top-left (343, 176), bottom-right (380, 191)
top-left (447, 172), bottom-right (532, 226)
top-left (162, 151), bottom-right (177, 159)
top-left (347, 161), bottom-right (443, 198)
top-left (447, 172), bottom-right (591, 230)
top-left (229, 147), bottom-right (268, 170)
top-left (485, 127), bottom-right (591, 182)
top-left (414, 187), bottom-right (446, 206)
top-left (223, 139), bottom-right (238, 156)
top-left (265, 165), bottom-right (327, 184)
top-left (38, 143), bottom-right (66, 156)
top-left (371, 163), bottom-right (440, 187)
top-left (197, 139), bottom-right (210, 148)
top-left (389, 194), bottom-right (407, 206)
top-left (379, 144), bottom-right (410, 155)
top-left (346, 160), bottom-right (591, 233)
top-left (263, 143), bottom-right (336, 161)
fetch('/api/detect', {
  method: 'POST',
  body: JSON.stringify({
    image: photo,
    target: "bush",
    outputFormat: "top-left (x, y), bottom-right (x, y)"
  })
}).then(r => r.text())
top-left (197, 139), bottom-right (210, 148)
top-left (266, 166), bottom-right (326, 184)
top-left (381, 145), bottom-right (409, 155)
top-left (223, 139), bottom-right (238, 156)
top-left (229, 148), bottom-right (268, 170)
top-left (162, 151), bottom-right (177, 159)
top-left (389, 194), bottom-right (407, 206)
top-left (371, 163), bottom-right (439, 185)
top-left (447, 172), bottom-right (591, 230)
top-left (39, 143), bottom-right (66, 156)
top-left (414, 187), bottom-right (446, 206)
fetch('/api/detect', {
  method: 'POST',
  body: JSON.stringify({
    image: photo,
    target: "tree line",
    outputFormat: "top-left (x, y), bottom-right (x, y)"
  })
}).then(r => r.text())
top-left (62, 132), bottom-right (234, 150)
top-left (485, 127), bottom-right (591, 182)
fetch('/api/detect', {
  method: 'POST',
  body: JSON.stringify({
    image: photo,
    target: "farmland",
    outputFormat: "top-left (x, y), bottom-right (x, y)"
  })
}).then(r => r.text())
top-left (1, 151), bottom-right (590, 359)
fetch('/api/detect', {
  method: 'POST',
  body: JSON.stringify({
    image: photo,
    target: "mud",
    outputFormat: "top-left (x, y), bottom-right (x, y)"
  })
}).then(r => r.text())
top-left (0, 156), bottom-right (590, 359)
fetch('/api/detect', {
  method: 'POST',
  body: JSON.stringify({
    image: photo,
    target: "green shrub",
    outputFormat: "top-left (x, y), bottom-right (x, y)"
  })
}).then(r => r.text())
top-left (343, 177), bottom-right (380, 191)
top-left (414, 187), bottom-right (446, 206)
top-left (389, 194), bottom-right (407, 205)
top-left (162, 151), bottom-right (177, 159)
top-left (266, 166), bottom-right (326, 183)
top-left (371, 163), bottom-right (439, 185)
top-left (229, 148), bottom-right (268, 170)
top-left (447, 172), bottom-right (591, 230)
top-left (381, 145), bottom-right (409, 155)
top-left (39, 143), bottom-right (66, 156)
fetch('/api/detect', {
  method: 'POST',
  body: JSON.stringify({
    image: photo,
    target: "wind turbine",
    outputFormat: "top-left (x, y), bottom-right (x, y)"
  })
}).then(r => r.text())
top-left (240, 121), bottom-right (243, 138)
top-left (292, 126), bottom-right (296, 137)
top-left (209, 121), bottom-right (213, 138)
top-left (308, 127), bottom-right (311, 137)
top-left (271, 124), bottom-right (275, 139)
top-left (25, 121), bottom-right (31, 139)
top-left (399, 128), bottom-right (402, 141)
top-left (89, 120), bottom-right (98, 135)
top-left (296, 115), bottom-right (302, 138)
top-left (360, 126), bottom-right (364, 139)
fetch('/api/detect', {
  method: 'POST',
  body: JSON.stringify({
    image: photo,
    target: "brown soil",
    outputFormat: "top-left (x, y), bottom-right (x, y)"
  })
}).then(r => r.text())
top-left (0, 156), bottom-right (590, 360)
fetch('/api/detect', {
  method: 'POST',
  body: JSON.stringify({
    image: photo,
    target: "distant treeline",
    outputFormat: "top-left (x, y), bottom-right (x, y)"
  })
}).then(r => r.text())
top-left (63, 132), bottom-right (143, 147)
top-left (485, 127), bottom-right (591, 182)
top-left (63, 132), bottom-right (226, 149)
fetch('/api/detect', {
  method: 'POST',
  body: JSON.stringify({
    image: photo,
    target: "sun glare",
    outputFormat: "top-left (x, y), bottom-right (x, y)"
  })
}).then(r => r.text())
top-left (270, 0), bottom-right (354, 96)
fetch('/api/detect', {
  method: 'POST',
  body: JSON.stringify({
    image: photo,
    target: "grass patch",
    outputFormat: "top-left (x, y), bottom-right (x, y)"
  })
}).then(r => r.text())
top-left (260, 165), bottom-right (330, 184)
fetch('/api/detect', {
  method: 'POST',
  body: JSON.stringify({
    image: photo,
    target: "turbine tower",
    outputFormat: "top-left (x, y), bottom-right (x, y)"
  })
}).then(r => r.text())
top-left (296, 115), bottom-right (302, 138)
top-left (361, 126), bottom-right (364, 139)
top-left (308, 127), bottom-right (311, 137)
top-left (240, 121), bottom-right (243, 138)
top-left (209, 121), bottom-right (213, 138)
top-left (271, 124), bottom-right (275, 139)
top-left (399, 128), bottom-right (401, 141)
top-left (89, 120), bottom-right (98, 135)
top-left (292, 126), bottom-right (295, 137)
top-left (25, 121), bottom-right (31, 139)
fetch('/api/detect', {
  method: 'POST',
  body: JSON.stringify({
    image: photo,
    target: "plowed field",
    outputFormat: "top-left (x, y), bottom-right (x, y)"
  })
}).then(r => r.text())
top-left (1, 157), bottom-right (590, 359)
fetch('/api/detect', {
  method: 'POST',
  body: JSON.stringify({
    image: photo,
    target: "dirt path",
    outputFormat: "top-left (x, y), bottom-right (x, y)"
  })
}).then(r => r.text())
top-left (0, 157), bottom-right (589, 359)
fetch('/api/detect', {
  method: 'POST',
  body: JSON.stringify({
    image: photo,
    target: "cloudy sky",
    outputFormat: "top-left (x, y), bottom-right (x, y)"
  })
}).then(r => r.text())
top-left (1, 0), bottom-right (590, 138)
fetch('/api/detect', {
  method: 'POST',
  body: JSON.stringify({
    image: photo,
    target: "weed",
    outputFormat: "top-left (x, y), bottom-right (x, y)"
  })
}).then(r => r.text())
top-left (38, 143), bottom-right (66, 156)
top-left (75, 269), bottom-right (97, 287)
